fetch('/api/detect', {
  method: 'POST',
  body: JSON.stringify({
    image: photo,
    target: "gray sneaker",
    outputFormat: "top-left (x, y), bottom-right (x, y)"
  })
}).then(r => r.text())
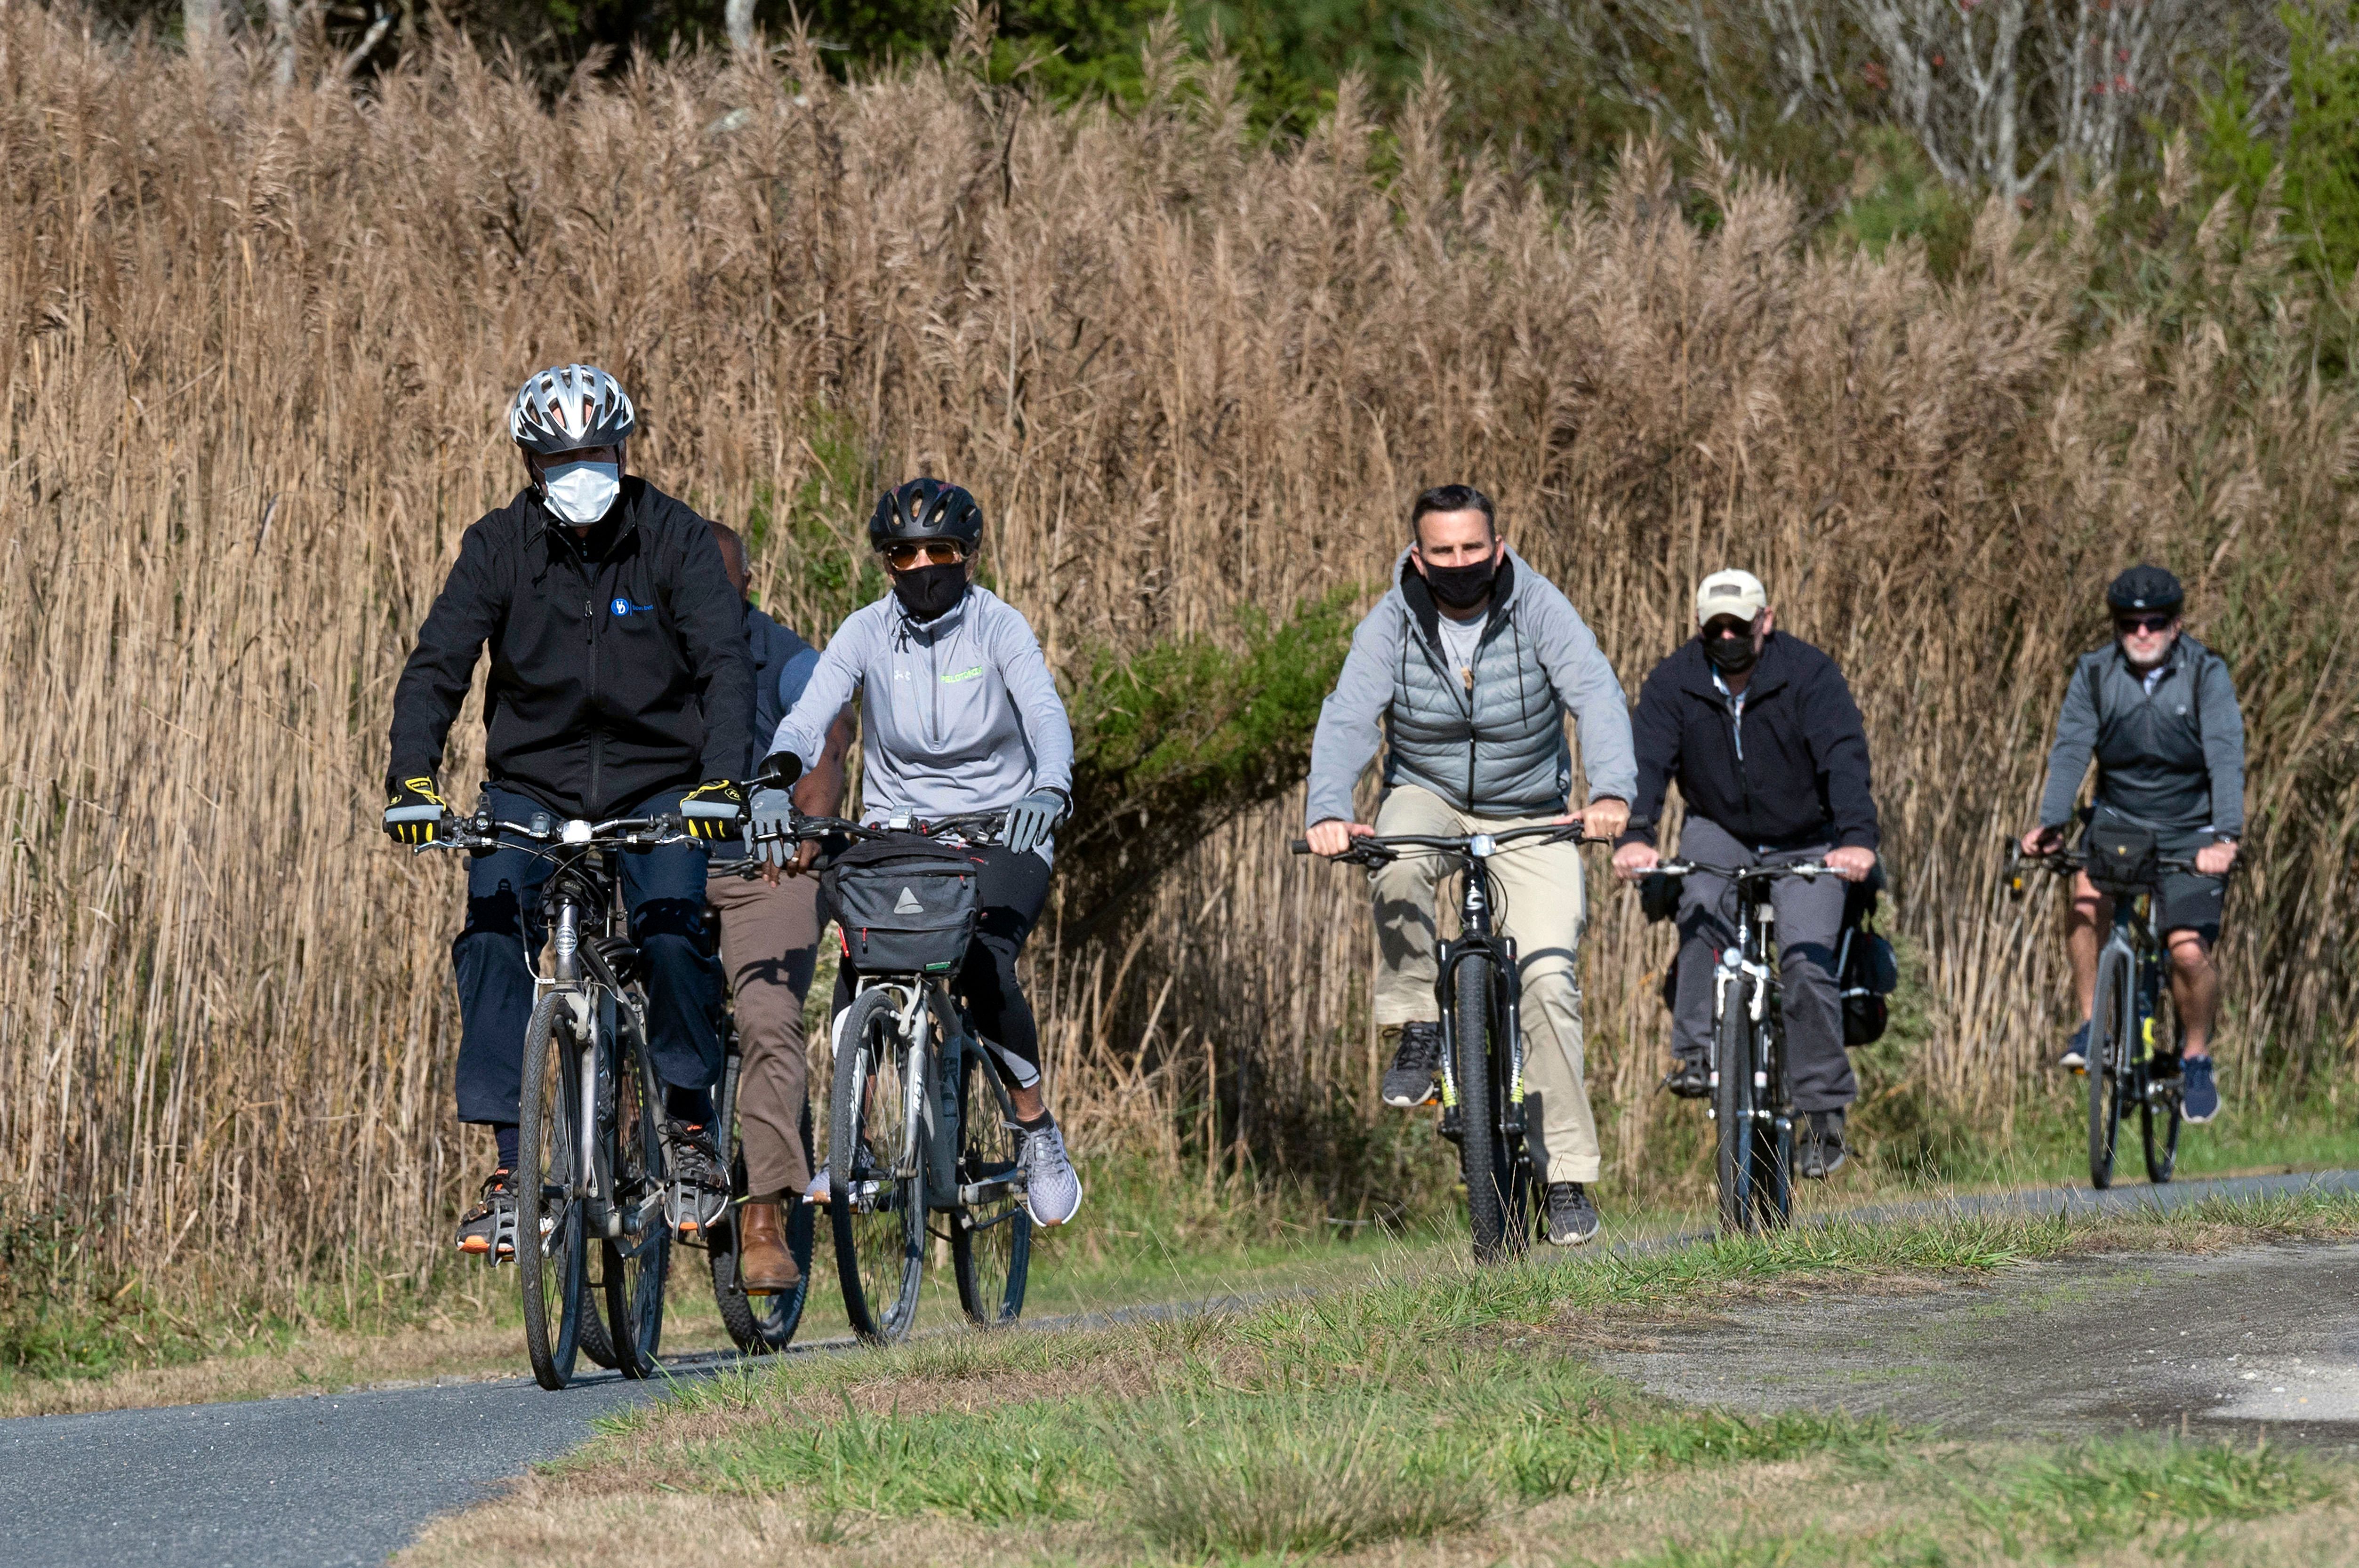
top-left (1380, 1021), bottom-right (1444, 1108)
top-left (1545, 1182), bottom-right (1599, 1246)
top-left (1015, 1120), bottom-right (1083, 1226)
top-left (1799, 1110), bottom-right (1848, 1180)
top-left (661, 1119), bottom-right (730, 1238)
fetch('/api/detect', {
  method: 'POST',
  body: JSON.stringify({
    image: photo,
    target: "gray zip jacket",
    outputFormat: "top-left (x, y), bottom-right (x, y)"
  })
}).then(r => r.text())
top-left (1304, 547), bottom-right (1636, 825)
top-left (766, 585), bottom-right (1074, 828)
top-left (2037, 633), bottom-right (2245, 837)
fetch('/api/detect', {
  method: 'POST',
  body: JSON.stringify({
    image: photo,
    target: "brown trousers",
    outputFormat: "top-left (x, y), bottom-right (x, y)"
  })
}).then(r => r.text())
top-left (706, 869), bottom-right (822, 1199)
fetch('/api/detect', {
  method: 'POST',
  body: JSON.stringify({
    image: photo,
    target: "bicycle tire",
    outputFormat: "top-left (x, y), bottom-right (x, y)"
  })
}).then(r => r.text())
top-left (829, 986), bottom-right (925, 1343)
top-left (1714, 975), bottom-right (1757, 1236)
top-left (2089, 945), bottom-right (2133, 1190)
top-left (602, 997), bottom-right (670, 1378)
top-left (2142, 979), bottom-right (2182, 1184)
top-left (952, 1041), bottom-right (1032, 1326)
top-left (1750, 1015), bottom-right (1793, 1232)
top-left (710, 1056), bottom-right (815, 1354)
top-left (1452, 955), bottom-right (1521, 1262)
top-left (517, 993), bottom-right (591, 1391)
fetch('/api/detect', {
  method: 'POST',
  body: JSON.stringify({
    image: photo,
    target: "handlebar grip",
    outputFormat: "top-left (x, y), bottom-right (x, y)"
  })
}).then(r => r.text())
top-left (1289, 839), bottom-right (1311, 856)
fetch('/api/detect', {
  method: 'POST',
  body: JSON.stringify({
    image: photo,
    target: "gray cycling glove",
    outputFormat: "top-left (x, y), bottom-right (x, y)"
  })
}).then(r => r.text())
top-left (1001, 788), bottom-right (1068, 856)
top-left (749, 787), bottom-right (796, 867)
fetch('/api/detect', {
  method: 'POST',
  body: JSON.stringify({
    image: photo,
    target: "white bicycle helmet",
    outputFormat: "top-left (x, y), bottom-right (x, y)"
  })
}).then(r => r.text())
top-left (508, 364), bottom-right (636, 456)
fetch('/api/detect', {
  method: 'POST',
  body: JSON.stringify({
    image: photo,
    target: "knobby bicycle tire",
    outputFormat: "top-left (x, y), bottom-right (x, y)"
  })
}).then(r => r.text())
top-left (2089, 945), bottom-right (2134, 1190)
top-left (602, 994), bottom-right (670, 1378)
top-left (517, 993), bottom-right (591, 1391)
top-left (951, 1041), bottom-right (1032, 1326)
top-left (710, 1056), bottom-right (814, 1354)
top-left (829, 987), bottom-right (925, 1343)
top-left (1453, 955), bottom-right (1522, 1261)
top-left (1714, 974), bottom-right (1757, 1236)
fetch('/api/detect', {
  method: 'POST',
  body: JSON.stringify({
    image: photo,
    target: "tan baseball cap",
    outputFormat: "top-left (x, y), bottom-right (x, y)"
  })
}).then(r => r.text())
top-left (1695, 569), bottom-right (1767, 627)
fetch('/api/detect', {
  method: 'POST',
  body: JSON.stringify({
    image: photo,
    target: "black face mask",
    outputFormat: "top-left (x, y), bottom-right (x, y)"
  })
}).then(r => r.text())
top-left (893, 562), bottom-right (968, 623)
top-left (1703, 630), bottom-right (1759, 674)
top-left (1423, 558), bottom-right (1497, 612)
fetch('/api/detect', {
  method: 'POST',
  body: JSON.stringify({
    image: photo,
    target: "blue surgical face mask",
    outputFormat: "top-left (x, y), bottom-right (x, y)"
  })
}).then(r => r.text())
top-left (541, 460), bottom-right (621, 525)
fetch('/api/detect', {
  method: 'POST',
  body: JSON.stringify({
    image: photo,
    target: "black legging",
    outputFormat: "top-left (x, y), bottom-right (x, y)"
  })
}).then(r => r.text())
top-left (833, 845), bottom-right (1052, 1088)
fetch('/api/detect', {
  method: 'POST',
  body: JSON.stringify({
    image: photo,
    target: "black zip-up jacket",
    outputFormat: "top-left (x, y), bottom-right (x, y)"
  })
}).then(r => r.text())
top-left (385, 479), bottom-right (754, 822)
top-left (1618, 632), bottom-right (1880, 852)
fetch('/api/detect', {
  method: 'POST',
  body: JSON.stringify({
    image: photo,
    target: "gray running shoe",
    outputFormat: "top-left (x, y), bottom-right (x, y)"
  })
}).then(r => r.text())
top-left (1015, 1120), bottom-right (1083, 1226)
top-left (1545, 1182), bottom-right (1599, 1246)
top-left (1380, 1021), bottom-right (1445, 1108)
top-left (662, 1119), bottom-right (730, 1238)
top-left (1799, 1110), bottom-right (1848, 1179)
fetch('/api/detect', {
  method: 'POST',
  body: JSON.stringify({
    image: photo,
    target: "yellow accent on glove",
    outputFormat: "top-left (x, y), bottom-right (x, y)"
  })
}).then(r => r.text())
top-left (681, 779), bottom-right (746, 841)
top-left (384, 776), bottom-right (449, 846)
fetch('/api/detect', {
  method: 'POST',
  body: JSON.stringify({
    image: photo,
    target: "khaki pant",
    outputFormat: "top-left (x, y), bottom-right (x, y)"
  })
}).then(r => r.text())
top-left (1371, 784), bottom-right (1600, 1184)
top-left (706, 869), bottom-right (822, 1199)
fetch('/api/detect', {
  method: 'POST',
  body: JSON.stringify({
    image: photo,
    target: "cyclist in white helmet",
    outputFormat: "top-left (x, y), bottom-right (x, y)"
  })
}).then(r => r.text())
top-left (385, 365), bottom-right (753, 1257)
top-left (751, 478), bottom-right (1083, 1227)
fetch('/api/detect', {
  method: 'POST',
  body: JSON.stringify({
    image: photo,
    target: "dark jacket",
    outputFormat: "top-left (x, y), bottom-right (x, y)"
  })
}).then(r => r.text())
top-left (1620, 632), bottom-right (1879, 852)
top-left (744, 604), bottom-right (819, 778)
top-left (2036, 633), bottom-right (2244, 837)
top-left (386, 478), bottom-right (754, 822)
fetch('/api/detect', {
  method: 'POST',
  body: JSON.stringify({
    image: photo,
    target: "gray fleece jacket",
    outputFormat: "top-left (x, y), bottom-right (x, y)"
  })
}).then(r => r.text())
top-left (1304, 547), bottom-right (1636, 825)
top-left (2037, 632), bottom-right (2245, 838)
top-left (766, 586), bottom-right (1074, 828)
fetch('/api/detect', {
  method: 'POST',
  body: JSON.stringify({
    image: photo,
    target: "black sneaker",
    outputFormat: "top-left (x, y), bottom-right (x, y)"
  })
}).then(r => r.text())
top-left (1380, 1021), bottom-right (1444, 1108)
top-left (1799, 1111), bottom-right (1848, 1180)
top-left (662, 1119), bottom-right (730, 1238)
top-left (1545, 1182), bottom-right (1599, 1246)
top-left (1661, 1059), bottom-right (1709, 1099)
top-left (456, 1168), bottom-right (517, 1259)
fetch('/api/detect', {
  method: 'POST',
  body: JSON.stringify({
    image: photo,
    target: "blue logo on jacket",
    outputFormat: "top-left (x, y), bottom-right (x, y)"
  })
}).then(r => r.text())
top-left (610, 597), bottom-right (655, 617)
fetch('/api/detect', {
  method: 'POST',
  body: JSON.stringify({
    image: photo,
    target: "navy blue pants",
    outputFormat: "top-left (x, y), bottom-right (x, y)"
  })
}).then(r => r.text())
top-left (452, 786), bottom-right (723, 1126)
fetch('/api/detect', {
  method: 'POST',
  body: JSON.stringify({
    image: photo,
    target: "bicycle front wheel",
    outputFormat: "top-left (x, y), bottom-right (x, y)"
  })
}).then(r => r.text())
top-left (1452, 955), bottom-right (1524, 1262)
top-left (602, 996), bottom-right (670, 1378)
top-left (517, 994), bottom-right (591, 1391)
top-left (2089, 946), bottom-right (2133, 1190)
top-left (1713, 976), bottom-right (1758, 1236)
top-left (711, 1054), bottom-right (814, 1353)
top-left (2142, 983), bottom-right (2182, 1184)
top-left (1749, 1019), bottom-right (1793, 1232)
top-left (952, 1041), bottom-right (1032, 1327)
top-left (829, 986), bottom-right (925, 1343)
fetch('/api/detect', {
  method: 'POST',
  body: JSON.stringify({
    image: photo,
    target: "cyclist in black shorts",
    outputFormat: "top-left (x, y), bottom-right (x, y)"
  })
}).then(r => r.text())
top-left (2020, 565), bottom-right (2244, 1123)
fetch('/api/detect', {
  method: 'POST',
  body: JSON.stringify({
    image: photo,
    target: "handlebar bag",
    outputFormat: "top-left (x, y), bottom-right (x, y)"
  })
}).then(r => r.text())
top-left (821, 837), bottom-right (980, 976)
top-left (2083, 817), bottom-right (2160, 895)
top-left (1837, 871), bottom-right (1899, 1047)
top-left (1638, 870), bottom-right (1680, 924)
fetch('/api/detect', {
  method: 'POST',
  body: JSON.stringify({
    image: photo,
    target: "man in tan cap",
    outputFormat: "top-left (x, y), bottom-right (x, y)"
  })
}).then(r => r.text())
top-left (1611, 569), bottom-right (1880, 1178)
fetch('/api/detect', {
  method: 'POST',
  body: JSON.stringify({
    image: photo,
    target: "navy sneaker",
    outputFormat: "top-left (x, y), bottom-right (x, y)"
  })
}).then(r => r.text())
top-left (2058, 1019), bottom-right (2091, 1073)
top-left (2181, 1056), bottom-right (2219, 1123)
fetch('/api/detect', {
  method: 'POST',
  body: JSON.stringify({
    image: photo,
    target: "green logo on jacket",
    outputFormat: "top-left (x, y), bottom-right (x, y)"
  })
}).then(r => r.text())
top-left (941, 665), bottom-right (986, 684)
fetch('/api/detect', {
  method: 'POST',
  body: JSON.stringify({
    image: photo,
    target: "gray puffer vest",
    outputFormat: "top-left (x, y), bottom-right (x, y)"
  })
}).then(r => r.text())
top-left (1386, 559), bottom-right (1571, 816)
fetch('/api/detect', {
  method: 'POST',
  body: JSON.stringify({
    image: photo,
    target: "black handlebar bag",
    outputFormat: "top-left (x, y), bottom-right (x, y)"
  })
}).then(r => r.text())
top-left (2083, 817), bottom-right (2161, 896)
top-left (821, 837), bottom-right (980, 977)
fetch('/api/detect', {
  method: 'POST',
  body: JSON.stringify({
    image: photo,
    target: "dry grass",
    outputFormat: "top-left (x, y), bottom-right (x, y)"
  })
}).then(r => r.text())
top-left (3, 3), bottom-right (2358, 1328)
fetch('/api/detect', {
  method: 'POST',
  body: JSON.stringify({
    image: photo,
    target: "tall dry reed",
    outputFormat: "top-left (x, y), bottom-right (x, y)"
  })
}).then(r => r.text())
top-left (2, 7), bottom-right (2353, 1304)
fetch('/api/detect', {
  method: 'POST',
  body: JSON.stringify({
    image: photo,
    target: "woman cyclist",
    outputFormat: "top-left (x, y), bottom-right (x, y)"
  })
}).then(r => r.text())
top-left (750, 478), bottom-right (1083, 1226)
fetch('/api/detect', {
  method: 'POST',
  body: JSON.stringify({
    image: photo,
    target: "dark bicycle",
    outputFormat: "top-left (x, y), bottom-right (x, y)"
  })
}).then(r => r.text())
top-left (755, 808), bottom-right (1034, 1343)
top-left (2009, 843), bottom-right (2217, 1189)
top-left (701, 856), bottom-right (818, 1356)
top-left (1651, 857), bottom-right (1844, 1236)
top-left (421, 805), bottom-right (691, 1390)
top-left (1295, 824), bottom-right (1601, 1262)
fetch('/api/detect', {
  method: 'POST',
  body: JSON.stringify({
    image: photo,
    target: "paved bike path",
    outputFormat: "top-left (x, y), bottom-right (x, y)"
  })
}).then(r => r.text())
top-left (4, 1168), bottom-right (2354, 1568)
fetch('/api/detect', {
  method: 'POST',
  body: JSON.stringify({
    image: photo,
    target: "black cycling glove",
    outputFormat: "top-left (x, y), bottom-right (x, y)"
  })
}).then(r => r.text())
top-left (384, 776), bottom-right (449, 846)
top-left (681, 779), bottom-right (746, 841)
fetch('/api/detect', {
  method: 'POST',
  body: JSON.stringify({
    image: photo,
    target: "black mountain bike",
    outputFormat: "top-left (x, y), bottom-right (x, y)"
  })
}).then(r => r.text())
top-left (2009, 844), bottom-right (2214, 1190)
top-left (702, 856), bottom-right (817, 1356)
top-left (422, 806), bottom-right (690, 1390)
top-left (757, 809), bottom-right (1034, 1344)
top-left (1296, 824), bottom-right (1599, 1262)
top-left (1653, 858), bottom-right (1840, 1236)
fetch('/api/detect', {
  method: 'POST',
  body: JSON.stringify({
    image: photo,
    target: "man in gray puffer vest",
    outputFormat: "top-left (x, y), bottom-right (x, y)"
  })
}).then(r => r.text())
top-left (1306, 485), bottom-right (1636, 1246)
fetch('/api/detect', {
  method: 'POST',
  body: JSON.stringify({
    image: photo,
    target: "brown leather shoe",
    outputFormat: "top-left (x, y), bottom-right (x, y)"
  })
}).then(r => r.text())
top-left (737, 1200), bottom-right (801, 1296)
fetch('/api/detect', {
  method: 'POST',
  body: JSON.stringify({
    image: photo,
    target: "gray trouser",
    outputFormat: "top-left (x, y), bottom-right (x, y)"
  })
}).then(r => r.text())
top-left (1669, 816), bottom-right (1857, 1116)
top-left (1370, 784), bottom-right (1600, 1184)
top-left (707, 869), bottom-right (821, 1200)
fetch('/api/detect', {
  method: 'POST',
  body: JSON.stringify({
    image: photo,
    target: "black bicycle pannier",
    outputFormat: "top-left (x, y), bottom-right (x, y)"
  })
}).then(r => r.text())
top-left (2083, 816), bottom-right (2160, 894)
top-left (1837, 869), bottom-right (1900, 1047)
top-left (1638, 870), bottom-right (1680, 924)
top-left (821, 837), bottom-right (980, 976)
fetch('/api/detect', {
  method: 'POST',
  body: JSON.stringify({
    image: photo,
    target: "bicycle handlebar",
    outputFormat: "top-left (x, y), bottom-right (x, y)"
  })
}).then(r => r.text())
top-left (1653, 859), bottom-right (1841, 882)
top-left (751, 808), bottom-right (1008, 848)
top-left (1290, 823), bottom-right (1610, 865)
top-left (2007, 842), bottom-right (2219, 881)
top-left (416, 810), bottom-right (699, 856)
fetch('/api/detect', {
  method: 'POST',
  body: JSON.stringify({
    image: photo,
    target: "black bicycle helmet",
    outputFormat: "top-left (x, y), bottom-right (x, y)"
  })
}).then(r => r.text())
top-left (869, 478), bottom-right (984, 553)
top-left (2106, 563), bottom-right (2183, 614)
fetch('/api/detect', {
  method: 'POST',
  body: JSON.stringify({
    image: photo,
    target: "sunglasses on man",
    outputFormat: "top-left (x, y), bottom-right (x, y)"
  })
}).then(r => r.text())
top-left (2115, 614), bottom-right (2174, 635)
top-left (882, 540), bottom-right (967, 570)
